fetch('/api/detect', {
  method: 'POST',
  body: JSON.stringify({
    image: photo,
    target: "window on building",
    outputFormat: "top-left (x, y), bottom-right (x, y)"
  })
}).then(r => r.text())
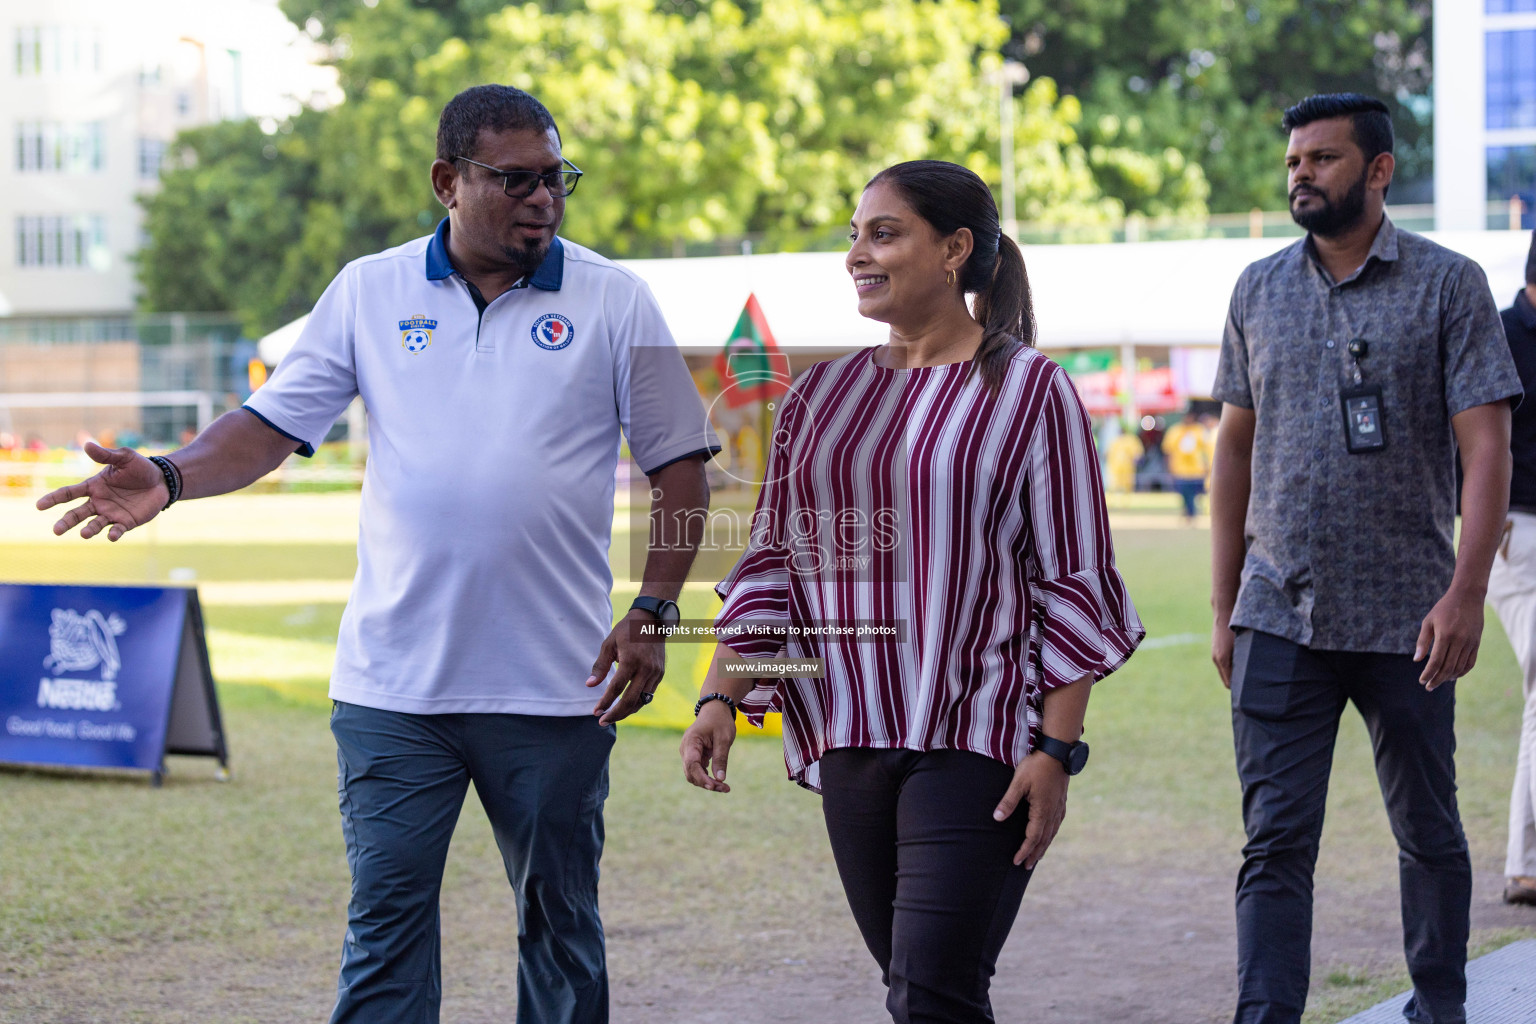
top-left (14, 215), bottom-right (108, 268)
top-left (137, 138), bottom-right (168, 179)
top-left (13, 25), bottom-right (101, 76)
top-left (14, 26), bottom-right (37, 74)
top-left (175, 91), bottom-right (192, 116)
top-left (15, 122), bottom-right (105, 173)
top-left (1489, 0), bottom-right (1536, 11)
top-left (89, 123), bottom-right (103, 170)
top-left (1489, 146), bottom-right (1536, 229)
top-left (1488, 29), bottom-right (1536, 130)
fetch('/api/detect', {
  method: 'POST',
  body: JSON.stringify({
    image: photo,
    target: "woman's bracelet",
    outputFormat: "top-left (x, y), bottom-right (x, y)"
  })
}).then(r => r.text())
top-left (147, 455), bottom-right (182, 510)
top-left (694, 692), bottom-right (739, 719)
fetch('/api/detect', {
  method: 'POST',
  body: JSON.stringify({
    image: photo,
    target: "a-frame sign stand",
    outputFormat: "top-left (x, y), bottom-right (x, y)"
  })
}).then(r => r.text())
top-left (156, 589), bottom-right (229, 787)
top-left (0, 583), bottom-right (231, 786)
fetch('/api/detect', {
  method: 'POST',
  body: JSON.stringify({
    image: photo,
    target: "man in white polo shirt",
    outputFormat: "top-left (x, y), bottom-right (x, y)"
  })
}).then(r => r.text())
top-left (37, 85), bottom-right (718, 1024)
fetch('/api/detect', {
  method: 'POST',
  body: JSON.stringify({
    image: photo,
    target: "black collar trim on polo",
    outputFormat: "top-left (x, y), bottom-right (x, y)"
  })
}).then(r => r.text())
top-left (424, 217), bottom-right (564, 291)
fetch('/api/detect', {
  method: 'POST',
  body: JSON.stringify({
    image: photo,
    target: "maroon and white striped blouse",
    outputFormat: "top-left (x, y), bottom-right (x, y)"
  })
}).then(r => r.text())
top-left (714, 345), bottom-right (1144, 790)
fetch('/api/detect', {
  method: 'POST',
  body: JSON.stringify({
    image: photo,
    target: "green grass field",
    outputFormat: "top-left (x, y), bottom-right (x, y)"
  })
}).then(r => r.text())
top-left (1, 492), bottom-right (1533, 1023)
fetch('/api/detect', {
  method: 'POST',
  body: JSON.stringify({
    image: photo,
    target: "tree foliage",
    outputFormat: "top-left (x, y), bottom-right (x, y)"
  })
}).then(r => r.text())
top-left (998, 0), bottom-right (1432, 210)
top-left (141, 0), bottom-right (1123, 332)
top-left (141, 0), bottom-right (1434, 330)
top-left (139, 116), bottom-right (320, 333)
top-left (433, 0), bottom-right (1122, 250)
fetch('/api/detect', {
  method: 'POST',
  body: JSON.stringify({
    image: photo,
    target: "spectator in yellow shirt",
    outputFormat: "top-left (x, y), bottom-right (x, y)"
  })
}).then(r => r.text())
top-left (1105, 428), bottom-right (1144, 494)
top-left (1162, 413), bottom-right (1213, 521)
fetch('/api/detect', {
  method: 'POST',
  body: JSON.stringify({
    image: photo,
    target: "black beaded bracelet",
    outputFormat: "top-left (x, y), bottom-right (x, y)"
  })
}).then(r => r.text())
top-left (148, 455), bottom-right (182, 510)
top-left (694, 692), bottom-right (738, 719)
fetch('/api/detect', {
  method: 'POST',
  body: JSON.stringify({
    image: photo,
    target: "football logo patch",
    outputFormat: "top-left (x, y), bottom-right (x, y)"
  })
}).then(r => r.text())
top-left (400, 314), bottom-right (437, 353)
top-left (531, 313), bottom-right (574, 351)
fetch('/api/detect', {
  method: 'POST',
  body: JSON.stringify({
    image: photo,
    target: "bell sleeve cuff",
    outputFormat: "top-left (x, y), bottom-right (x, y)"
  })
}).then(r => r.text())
top-left (1029, 565), bottom-right (1145, 691)
top-left (714, 552), bottom-right (790, 659)
top-left (714, 552), bottom-right (791, 728)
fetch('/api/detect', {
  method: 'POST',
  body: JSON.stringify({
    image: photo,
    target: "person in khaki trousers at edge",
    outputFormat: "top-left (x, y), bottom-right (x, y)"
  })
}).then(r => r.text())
top-left (1488, 228), bottom-right (1536, 908)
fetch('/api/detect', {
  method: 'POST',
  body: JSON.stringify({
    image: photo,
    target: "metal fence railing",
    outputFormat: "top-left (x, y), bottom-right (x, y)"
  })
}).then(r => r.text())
top-left (0, 313), bottom-right (255, 448)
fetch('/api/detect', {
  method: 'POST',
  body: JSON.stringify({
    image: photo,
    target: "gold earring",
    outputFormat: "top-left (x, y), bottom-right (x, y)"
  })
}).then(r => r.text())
top-left (946, 269), bottom-right (956, 287)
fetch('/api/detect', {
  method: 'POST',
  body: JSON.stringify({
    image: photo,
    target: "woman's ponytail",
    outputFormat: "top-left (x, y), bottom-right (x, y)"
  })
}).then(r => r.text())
top-left (969, 234), bottom-right (1034, 395)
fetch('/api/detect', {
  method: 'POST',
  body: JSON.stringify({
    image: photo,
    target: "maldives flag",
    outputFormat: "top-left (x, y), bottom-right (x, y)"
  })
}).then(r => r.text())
top-left (713, 293), bottom-right (790, 409)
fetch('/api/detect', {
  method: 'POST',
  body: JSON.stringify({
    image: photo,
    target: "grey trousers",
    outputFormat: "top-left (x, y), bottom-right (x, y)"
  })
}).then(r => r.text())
top-left (328, 701), bottom-right (615, 1024)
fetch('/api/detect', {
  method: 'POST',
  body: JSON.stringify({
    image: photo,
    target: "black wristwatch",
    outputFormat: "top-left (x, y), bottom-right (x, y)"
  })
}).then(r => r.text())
top-left (629, 596), bottom-right (681, 627)
top-left (1033, 733), bottom-right (1089, 776)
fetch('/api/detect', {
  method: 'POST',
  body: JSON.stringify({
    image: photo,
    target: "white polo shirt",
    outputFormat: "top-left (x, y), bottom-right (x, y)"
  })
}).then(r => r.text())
top-left (245, 220), bottom-right (719, 715)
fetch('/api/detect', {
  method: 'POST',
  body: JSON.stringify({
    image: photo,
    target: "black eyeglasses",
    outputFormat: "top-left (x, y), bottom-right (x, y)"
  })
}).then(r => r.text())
top-left (453, 156), bottom-right (583, 198)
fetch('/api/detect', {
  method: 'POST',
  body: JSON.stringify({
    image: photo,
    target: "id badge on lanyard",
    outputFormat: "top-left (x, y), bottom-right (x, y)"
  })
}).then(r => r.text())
top-left (1341, 384), bottom-right (1386, 452)
top-left (1339, 338), bottom-right (1386, 454)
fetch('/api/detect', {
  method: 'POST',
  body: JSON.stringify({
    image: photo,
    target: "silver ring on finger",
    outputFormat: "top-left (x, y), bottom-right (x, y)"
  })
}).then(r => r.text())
top-left (639, 690), bottom-right (655, 707)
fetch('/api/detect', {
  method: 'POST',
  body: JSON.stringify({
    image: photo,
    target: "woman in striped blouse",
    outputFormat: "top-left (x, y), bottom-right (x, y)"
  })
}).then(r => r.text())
top-left (680, 160), bottom-right (1144, 1023)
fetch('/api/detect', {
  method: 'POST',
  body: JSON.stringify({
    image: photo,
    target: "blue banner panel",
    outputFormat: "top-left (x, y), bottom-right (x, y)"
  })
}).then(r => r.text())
top-left (0, 584), bottom-right (188, 774)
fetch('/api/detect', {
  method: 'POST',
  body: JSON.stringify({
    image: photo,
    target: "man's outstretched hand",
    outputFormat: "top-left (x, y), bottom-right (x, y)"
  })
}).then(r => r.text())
top-left (35, 442), bottom-right (168, 542)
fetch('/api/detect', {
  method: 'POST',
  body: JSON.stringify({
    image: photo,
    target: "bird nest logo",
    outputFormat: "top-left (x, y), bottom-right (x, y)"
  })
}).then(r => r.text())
top-left (44, 608), bottom-right (126, 681)
top-left (400, 314), bottom-right (437, 353)
top-left (37, 608), bottom-right (128, 712)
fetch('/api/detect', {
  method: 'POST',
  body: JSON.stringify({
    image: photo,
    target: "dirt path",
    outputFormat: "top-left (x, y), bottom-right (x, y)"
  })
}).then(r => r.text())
top-left (5, 537), bottom-right (1534, 1024)
top-left (7, 834), bottom-right (1524, 1024)
top-left (602, 849), bottom-right (1532, 1024)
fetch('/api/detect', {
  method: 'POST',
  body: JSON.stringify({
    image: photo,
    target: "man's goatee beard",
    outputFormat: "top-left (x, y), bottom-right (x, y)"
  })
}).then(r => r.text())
top-left (1290, 170), bottom-right (1369, 238)
top-left (502, 242), bottom-right (549, 274)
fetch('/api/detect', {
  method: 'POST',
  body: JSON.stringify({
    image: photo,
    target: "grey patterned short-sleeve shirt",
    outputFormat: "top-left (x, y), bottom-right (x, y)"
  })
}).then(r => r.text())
top-left (1213, 216), bottom-right (1521, 654)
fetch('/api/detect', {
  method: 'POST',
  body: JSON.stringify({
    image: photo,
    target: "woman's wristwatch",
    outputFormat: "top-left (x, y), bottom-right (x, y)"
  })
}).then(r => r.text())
top-left (694, 693), bottom-right (738, 719)
top-left (1033, 733), bottom-right (1090, 775)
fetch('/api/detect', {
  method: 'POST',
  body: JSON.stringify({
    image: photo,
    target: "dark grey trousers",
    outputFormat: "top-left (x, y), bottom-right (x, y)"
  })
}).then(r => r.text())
top-left (328, 701), bottom-right (615, 1024)
top-left (1230, 630), bottom-right (1471, 1024)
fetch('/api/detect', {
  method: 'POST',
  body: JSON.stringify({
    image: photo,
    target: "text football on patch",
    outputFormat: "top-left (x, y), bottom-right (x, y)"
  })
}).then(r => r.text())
top-left (399, 314), bottom-right (438, 353)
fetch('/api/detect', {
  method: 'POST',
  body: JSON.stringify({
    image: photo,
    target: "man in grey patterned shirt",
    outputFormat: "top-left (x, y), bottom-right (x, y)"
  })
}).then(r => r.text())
top-left (1210, 94), bottom-right (1521, 1024)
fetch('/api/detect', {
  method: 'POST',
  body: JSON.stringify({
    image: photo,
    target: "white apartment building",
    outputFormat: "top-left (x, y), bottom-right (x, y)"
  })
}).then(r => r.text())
top-left (1436, 0), bottom-right (1536, 230)
top-left (0, 0), bottom-right (335, 318)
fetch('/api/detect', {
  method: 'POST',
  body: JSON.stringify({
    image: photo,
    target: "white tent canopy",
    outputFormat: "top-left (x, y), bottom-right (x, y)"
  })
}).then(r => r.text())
top-left (257, 312), bottom-right (309, 365)
top-left (630, 230), bottom-right (1536, 352)
top-left (256, 229), bottom-right (1536, 363)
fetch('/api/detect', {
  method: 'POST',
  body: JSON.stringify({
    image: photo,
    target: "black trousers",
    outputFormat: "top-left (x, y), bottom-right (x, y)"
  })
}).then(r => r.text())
top-left (1230, 630), bottom-right (1471, 1024)
top-left (819, 747), bottom-right (1034, 1024)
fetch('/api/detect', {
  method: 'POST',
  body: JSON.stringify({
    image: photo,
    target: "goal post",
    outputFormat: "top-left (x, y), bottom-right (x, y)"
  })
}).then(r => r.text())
top-left (0, 391), bottom-right (218, 495)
